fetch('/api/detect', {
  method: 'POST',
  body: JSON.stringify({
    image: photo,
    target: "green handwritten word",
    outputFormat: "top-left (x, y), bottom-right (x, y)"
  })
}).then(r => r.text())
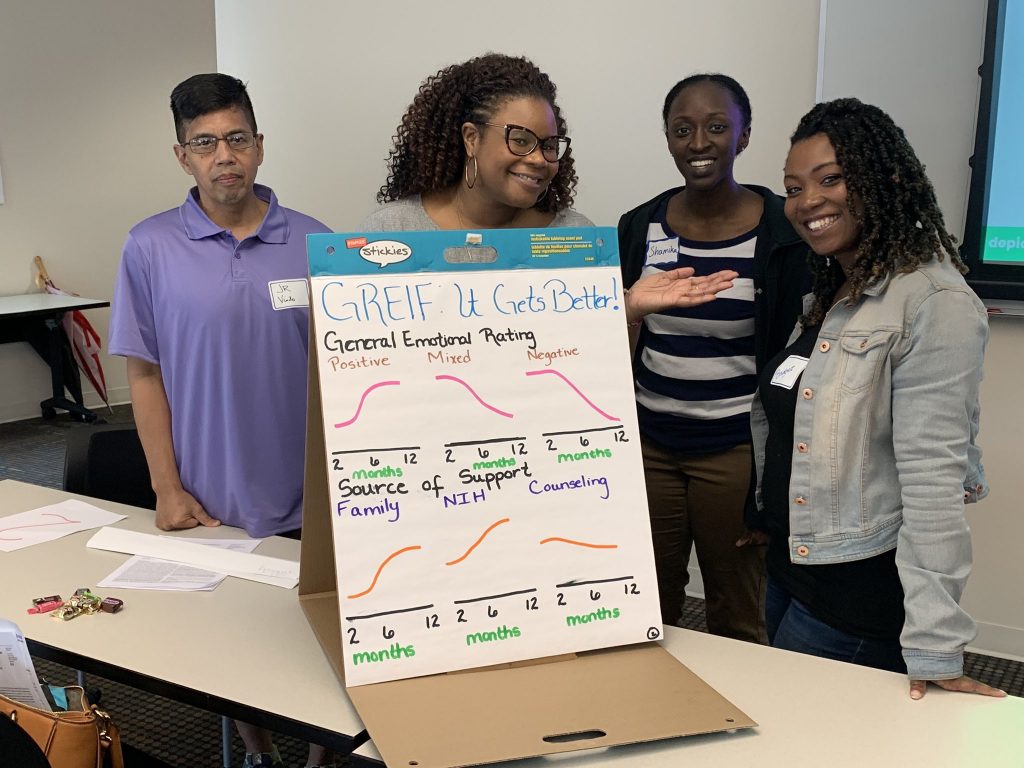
top-left (472, 457), bottom-right (517, 470)
top-left (352, 643), bottom-right (416, 665)
top-left (351, 466), bottom-right (403, 479)
top-left (466, 625), bottom-right (522, 646)
top-left (557, 449), bottom-right (612, 464)
top-left (566, 607), bottom-right (620, 626)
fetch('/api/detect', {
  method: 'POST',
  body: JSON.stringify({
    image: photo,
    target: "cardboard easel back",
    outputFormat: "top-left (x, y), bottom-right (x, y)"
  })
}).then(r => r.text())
top-left (299, 296), bottom-right (756, 768)
top-left (299, 319), bottom-right (345, 684)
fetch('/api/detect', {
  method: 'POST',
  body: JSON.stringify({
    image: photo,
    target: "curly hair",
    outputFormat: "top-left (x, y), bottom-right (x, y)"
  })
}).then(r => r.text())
top-left (791, 98), bottom-right (965, 326)
top-left (378, 53), bottom-right (577, 214)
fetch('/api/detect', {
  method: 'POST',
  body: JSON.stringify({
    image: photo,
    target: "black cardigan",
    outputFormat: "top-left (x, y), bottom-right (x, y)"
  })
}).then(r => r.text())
top-left (617, 184), bottom-right (811, 374)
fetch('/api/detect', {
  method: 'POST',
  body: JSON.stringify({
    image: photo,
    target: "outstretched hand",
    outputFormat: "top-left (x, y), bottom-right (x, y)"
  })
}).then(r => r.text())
top-left (626, 267), bottom-right (738, 323)
top-left (909, 676), bottom-right (1006, 700)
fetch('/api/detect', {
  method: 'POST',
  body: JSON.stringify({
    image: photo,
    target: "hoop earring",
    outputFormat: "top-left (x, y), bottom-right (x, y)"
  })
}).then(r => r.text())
top-left (536, 185), bottom-right (549, 204)
top-left (464, 157), bottom-right (478, 189)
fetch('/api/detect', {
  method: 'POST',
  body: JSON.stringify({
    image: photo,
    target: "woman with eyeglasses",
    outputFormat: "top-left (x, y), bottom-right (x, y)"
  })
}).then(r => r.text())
top-left (363, 54), bottom-right (739, 319)
top-left (361, 53), bottom-right (588, 231)
top-left (617, 74), bottom-right (810, 643)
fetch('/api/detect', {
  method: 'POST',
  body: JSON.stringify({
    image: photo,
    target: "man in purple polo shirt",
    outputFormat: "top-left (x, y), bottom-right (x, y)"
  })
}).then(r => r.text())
top-left (109, 74), bottom-right (331, 768)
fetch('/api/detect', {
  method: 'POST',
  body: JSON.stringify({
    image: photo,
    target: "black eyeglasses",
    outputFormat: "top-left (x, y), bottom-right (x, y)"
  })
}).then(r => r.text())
top-left (180, 131), bottom-right (257, 155)
top-left (477, 123), bottom-right (570, 162)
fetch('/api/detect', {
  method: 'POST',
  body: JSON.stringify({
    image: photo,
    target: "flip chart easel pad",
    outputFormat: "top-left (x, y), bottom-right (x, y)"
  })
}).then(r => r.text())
top-left (308, 228), bottom-right (662, 686)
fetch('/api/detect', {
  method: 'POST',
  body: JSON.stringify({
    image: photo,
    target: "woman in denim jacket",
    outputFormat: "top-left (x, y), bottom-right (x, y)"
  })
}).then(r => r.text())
top-left (750, 98), bottom-right (1005, 700)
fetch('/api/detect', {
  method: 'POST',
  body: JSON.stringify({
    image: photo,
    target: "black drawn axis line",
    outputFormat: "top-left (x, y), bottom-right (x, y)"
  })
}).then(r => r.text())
top-left (453, 588), bottom-right (538, 605)
top-left (444, 437), bottom-right (527, 448)
top-left (542, 425), bottom-right (623, 437)
top-left (344, 604), bottom-right (435, 621)
top-left (332, 446), bottom-right (420, 456)
top-left (556, 576), bottom-right (634, 588)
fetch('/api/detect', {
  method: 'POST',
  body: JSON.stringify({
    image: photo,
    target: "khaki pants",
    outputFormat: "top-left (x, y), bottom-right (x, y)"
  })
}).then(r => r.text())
top-left (641, 438), bottom-right (767, 644)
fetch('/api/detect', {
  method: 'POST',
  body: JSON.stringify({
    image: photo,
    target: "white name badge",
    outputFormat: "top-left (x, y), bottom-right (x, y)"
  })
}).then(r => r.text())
top-left (645, 237), bottom-right (679, 265)
top-left (268, 279), bottom-right (309, 310)
top-left (771, 355), bottom-right (809, 389)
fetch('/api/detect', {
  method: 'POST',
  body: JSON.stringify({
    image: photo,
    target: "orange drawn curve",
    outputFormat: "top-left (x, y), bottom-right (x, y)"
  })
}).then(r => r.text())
top-left (347, 545), bottom-right (422, 599)
top-left (445, 518), bottom-right (511, 566)
top-left (539, 537), bottom-right (618, 549)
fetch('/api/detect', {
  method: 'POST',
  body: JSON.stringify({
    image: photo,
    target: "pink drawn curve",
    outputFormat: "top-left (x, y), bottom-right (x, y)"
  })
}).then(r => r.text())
top-left (435, 375), bottom-right (513, 418)
top-left (525, 370), bottom-right (618, 421)
top-left (334, 380), bottom-right (401, 428)
top-left (0, 512), bottom-right (81, 541)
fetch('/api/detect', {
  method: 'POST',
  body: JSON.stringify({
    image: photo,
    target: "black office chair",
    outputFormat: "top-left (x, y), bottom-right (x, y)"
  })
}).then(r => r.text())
top-left (0, 713), bottom-right (52, 768)
top-left (63, 424), bottom-right (157, 510)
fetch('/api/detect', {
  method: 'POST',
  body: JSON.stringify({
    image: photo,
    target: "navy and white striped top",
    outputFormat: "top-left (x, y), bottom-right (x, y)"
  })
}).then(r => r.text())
top-left (635, 204), bottom-right (758, 454)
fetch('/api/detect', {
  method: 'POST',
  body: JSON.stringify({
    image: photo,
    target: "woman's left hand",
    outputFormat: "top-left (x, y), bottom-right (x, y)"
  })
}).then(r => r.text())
top-left (626, 267), bottom-right (738, 323)
top-left (909, 676), bottom-right (1007, 700)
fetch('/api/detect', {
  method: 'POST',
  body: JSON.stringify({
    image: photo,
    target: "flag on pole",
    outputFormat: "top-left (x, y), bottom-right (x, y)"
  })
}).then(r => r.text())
top-left (34, 255), bottom-right (110, 409)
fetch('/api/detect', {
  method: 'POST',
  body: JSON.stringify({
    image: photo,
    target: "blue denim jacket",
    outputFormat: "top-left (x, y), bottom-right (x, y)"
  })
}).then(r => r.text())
top-left (750, 256), bottom-right (989, 679)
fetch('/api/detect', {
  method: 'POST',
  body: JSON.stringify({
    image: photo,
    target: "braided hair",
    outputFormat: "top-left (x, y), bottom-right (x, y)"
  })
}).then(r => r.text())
top-left (792, 98), bottom-right (965, 326)
top-left (662, 73), bottom-right (752, 130)
top-left (378, 53), bottom-right (577, 213)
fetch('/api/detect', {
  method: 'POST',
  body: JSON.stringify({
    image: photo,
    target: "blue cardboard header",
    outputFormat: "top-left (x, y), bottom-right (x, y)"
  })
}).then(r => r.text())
top-left (308, 227), bottom-right (618, 276)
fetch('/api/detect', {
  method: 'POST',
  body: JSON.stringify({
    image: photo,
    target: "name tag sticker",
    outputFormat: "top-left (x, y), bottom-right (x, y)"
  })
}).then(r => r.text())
top-left (645, 238), bottom-right (678, 265)
top-left (771, 355), bottom-right (809, 389)
top-left (801, 291), bottom-right (815, 314)
top-left (268, 280), bottom-right (309, 310)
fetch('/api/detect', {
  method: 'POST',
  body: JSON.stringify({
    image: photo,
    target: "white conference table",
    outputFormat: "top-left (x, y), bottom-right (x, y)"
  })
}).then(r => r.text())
top-left (0, 480), bottom-right (365, 751)
top-left (0, 293), bottom-right (110, 421)
top-left (5, 479), bottom-right (1023, 766)
top-left (352, 617), bottom-right (1024, 766)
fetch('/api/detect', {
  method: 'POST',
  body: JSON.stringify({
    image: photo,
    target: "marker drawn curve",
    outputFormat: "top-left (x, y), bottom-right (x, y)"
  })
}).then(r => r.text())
top-left (435, 375), bottom-right (513, 418)
top-left (334, 380), bottom-right (401, 428)
top-left (0, 512), bottom-right (81, 541)
top-left (525, 370), bottom-right (618, 421)
top-left (446, 518), bottom-right (511, 566)
top-left (539, 537), bottom-right (618, 549)
top-left (347, 545), bottom-right (422, 599)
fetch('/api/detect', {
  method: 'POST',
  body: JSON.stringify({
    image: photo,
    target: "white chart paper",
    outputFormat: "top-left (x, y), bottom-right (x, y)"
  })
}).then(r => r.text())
top-left (309, 228), bottom-right (663, 686)
top-left (0, 500), bottom-right (127, 552)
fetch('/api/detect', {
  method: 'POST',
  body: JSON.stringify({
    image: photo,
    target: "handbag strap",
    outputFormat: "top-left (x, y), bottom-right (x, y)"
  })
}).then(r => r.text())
top-left (92, 707), bottom-right (124, 768)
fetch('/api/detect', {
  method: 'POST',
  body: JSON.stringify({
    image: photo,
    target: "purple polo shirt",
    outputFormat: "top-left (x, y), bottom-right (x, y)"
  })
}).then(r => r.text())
top-left (110, 185), bottom-right (330, 537)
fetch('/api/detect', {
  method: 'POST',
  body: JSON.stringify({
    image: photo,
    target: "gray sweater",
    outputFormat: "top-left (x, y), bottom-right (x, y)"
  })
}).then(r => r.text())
top-left (359, 195), bottom-right (595, 231)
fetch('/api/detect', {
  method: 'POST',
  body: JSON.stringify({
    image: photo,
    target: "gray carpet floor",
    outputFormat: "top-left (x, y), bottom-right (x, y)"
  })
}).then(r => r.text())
top-left (2, 406), bottom-right (1021, 767)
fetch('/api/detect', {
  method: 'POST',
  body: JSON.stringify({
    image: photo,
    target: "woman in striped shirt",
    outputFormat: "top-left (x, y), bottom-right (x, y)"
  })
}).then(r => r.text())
top-left (618, 74), bottom-right (810, 641)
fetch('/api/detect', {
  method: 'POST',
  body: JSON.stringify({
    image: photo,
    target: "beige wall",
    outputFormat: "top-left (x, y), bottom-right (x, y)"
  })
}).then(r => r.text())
top-left (968, 319), bottom-right (1024, 659)
top-left (0, 0), bottom-right (217, 421)
top-left (817, 0), bottom-right (1023, 660)
top-left (221, 0), bottom-right (1020, 659)
top-left (214, 0), bottom-right (821, 230)
top-left (1, 0), bottom-right (1018, 660)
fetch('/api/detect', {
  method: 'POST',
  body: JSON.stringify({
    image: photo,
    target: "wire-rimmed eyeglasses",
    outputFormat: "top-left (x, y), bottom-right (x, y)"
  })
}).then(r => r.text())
top-left (180, 131), bottom-right (257, 155)
top-left (476, 123), bottom-right (570, 162)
